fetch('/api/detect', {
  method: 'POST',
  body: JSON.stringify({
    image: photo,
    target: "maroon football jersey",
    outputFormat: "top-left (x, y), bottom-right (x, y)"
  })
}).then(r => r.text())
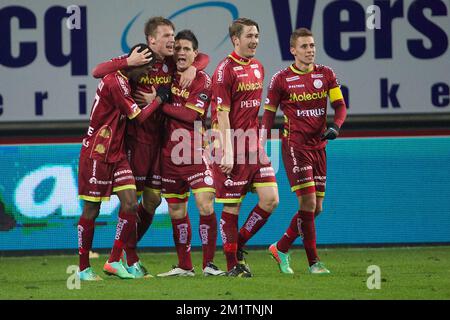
top-left (81, 71), bottom-right (140, 163)
top-left (265, 64), bottom-right (340, 150)
top-left (126, 58), bottom-right (175, 144)
top-left (161, 70), bottom-right (211, 161)
top-left (210, 52), bottom-right (264, 154)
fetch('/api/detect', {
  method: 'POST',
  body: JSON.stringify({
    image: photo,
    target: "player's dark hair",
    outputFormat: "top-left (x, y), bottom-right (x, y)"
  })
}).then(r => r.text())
top-left (290, 28), bottom-right (314, 47)
top-left (229, 18), bottom-right (259, 41)
top-left (175, 30), bottom-right (199, 50)
top-left (144, 16), bottom-right (175, 38)
top-left (128, 43), bottom-right (154, 67)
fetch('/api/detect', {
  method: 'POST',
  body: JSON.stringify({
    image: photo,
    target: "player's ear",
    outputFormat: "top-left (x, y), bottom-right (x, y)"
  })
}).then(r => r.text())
top-left (193, 49), bottom-right (198, 58)
top-left (147, 35), bottom-right (156, 46)
top-left (231, 35), bottom-right (239, 47)
top-left (290, 46), bottom-right (296, 57)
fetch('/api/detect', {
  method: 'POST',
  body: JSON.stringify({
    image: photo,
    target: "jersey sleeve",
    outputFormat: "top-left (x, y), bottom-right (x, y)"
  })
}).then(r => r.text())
top-left (110, 74), bottom-right (141, 119)
top-left (192, 52), bottom-right (209, 71)
top-left (92, 55), bottom-right (128, 78)
top-left (264, 71), bottom-right (282, 113)
top-left (326, 67), bottom-right (344, 103)
top-left (211, 60), bottom-right (232, 112)
top-left (185, 73), bottom-right (211, 116)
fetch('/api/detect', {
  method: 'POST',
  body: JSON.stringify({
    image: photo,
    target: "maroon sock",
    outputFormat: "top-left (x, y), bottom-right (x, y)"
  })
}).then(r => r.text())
top-left (136, 202), bottom-right (155, 242)
top-left (199, 213), bottom-right (217, 269)
top-left (298, 210), bottom-right (319, 266)
top-left (108, 211), bottom-right (137, 263)
top-left (171, 215), bottom-right (192, 270)
top-left (78, 217), bottom-right (95, 271)
top-left (220, 211), bottom-right (239, 271)
top-left (276, 212), bottom-right (300, 253)
top-left (124, 228), bottom-right (139, 266)
top-left (238, 205), bottom-right (272, 249)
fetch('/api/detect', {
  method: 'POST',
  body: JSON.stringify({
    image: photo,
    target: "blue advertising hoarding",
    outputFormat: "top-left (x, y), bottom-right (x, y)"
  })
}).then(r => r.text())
top-left (1, 137), bottom-right (450, 251)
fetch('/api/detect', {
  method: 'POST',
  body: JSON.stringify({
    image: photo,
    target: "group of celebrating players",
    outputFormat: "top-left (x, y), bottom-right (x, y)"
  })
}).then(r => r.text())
top-left (76, 16), bottom-right (347, 280)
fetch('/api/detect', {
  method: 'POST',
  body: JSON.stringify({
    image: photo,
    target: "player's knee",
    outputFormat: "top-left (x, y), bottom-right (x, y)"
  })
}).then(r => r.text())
top-left (143, 192), bottom-right (162, 211)
top-left (122, 200), bottom-right (138, 213)
top-left (300, 195), bottom-right (316, 212)
top-left (198, 201), bottom-right (214, 216)
top-left (260, 195), bottom-right (279, 212)
top-left (82, 202), bottom-right (100, 220)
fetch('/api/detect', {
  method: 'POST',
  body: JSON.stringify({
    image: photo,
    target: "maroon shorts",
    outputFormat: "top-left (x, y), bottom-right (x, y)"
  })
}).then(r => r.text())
top-left (78, 156), bottom-right (136, 202)
top-left (125, 137), bottom-right (161, 195)
top-left (161, 155), bottom-right (215, 203)
top-left (281, 142), bottom-right (327, 197)
top-left (212, 151), bottom-right (277, 204)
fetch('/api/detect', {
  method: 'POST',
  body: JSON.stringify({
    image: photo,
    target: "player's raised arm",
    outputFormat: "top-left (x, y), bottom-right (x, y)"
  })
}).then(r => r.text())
top-left (91, 47), bottom-right (153, 79)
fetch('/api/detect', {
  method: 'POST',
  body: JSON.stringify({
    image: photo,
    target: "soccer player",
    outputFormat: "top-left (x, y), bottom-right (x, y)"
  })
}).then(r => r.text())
top-left (91, 17), bottom-right (209, 275)
top-left (210, 18), bottom-right (279, 277)
top-left (148, 30), bottom-right (226, 277)
top-left (262, 28), bottom-right (347, 274)
top-left (77, 44), bottom-right (170, 281)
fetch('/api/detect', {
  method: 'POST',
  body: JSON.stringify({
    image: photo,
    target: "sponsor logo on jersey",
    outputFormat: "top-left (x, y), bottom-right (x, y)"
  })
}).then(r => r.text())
top-left (199, 93), bottom-right (209, 101)
top-left (311, 74), bottom-right (324, 78)
top-left (288, 84), bottom-right (305, 89)
top-left (117, 75), bottom-right (129, 96)
top-left (233, 66), bottom-right (244, 71)
top-left (240, 99), bottom-right (261, 108)
top-left (139, 75), bottom-right (172, 85)
top-left (286, 75), bottom-right (300, 82)
top-left (289, 90), bottom-right (327, 102)
top-left (296, 108), bottom-right (326, 117)
top-left (237, 73), bottom-right (248, 78)
top-left (224, 179), bottom-right (248, 187)
top-left (236, 81), bottom-right (263, 92)
top-left (250, 64), bottom-right (259, 69)
top-left (171, 86), bottom-right (190, 99)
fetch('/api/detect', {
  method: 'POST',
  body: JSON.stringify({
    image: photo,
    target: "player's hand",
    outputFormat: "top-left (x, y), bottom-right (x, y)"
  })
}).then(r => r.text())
top-left (156, 86), bottom-right (171, 104)
top-left (179, 65), bottom-right (196, 89)
top-left (134, 87), bottom-right (156, 107)
top-left (127, 47), bottom-right (153, 67)
top-left (219, 152), bottom-right (234, 175)
top-left (321, 123), bottom-right (340, 140)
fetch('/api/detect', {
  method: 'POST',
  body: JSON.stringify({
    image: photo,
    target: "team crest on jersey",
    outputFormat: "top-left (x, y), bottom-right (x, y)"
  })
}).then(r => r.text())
top-left (162, 64), bottom-right (169, 73)
top-left (254, 69), bottom-right (261, 79)
top-left (199, 93), bottom-right (209, 101)
top-left (204, 176), bottom-right (214, 186)
top-left (313, 79), bottom-right (323, 89)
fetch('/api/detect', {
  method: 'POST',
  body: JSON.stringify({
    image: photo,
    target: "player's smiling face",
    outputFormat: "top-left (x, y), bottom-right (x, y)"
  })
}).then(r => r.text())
top-left (234, 25), bottom-right (259, 59)
top-left (147, 25), bottom-right (175, 59)
top-left (291, 36), bottom-right (316, 68)
top-left (174, 39), bottom-right (198, 72)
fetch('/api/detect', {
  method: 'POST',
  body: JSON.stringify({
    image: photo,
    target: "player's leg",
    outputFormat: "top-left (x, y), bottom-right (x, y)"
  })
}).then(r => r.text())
top-left (157, 199), bottom-right (195, 277)
top-left (194, 190), bottom-right (226, 276)
top-left (77, 200), bottom-right (103, 280)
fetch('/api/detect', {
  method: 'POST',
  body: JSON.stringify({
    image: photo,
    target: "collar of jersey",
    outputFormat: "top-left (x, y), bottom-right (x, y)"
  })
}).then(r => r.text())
top-left (117, 70), bottom-right (128, 80)
top-left (290, 63), bottom-right (314, 75)
top-left (228, 51), bottom-right (251, 65)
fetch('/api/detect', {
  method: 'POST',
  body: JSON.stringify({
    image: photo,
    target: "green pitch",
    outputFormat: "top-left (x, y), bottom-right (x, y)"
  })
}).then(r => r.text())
top-left (1, 246), bottom-right (449, 300)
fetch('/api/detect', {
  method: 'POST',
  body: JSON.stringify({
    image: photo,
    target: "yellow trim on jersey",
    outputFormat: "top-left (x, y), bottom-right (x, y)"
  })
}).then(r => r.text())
top-left (291, 181), bottom-right (315, 192)
top-left (217, 105), bottom-right (230, 112)
top-left (144, 187), bottom-right (161, 195)
top-left (252, 182), bottom-right (278, 189)
top-left (215, 196), bottom-right (246, 204)
top-left (185, 103), bottom-right (205, 115)
top-left (161, 192), bottom-right (191, 199)
top-left (192, 187), bottom-right (216, 194)
top-left (264, 105), bottom-right (277, 112)
top-left (289, 64), bottom-right (313, 75)
top-left (117, 70), bottom-right (128, 80)
top-left (329, 86), bottom-right (344, 103)
top-left (128, 107), bottom-right (141, 120)
top-left (79, 195), bottom-right (110, 202)
top-left (316, 191), bottom-right (325, 197)
top-left (113, 184), bottom-right (137, 193)
top-left (228, 54), bottom-right (251, 65)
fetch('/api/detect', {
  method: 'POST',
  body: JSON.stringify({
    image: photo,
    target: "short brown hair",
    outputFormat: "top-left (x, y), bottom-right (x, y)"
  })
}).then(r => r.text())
top-left (290, 28), bottom-right (314, 47)
top-left (144, 17), bottom-right (175, 38)
top-left (229, 18), bottom-right (259, 41)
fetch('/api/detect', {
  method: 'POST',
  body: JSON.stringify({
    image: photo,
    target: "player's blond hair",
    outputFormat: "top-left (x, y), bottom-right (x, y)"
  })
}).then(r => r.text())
top-left (290, 28), bottom-right (314, 47)
top-left (144, 17), bottom-right (175, 38)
